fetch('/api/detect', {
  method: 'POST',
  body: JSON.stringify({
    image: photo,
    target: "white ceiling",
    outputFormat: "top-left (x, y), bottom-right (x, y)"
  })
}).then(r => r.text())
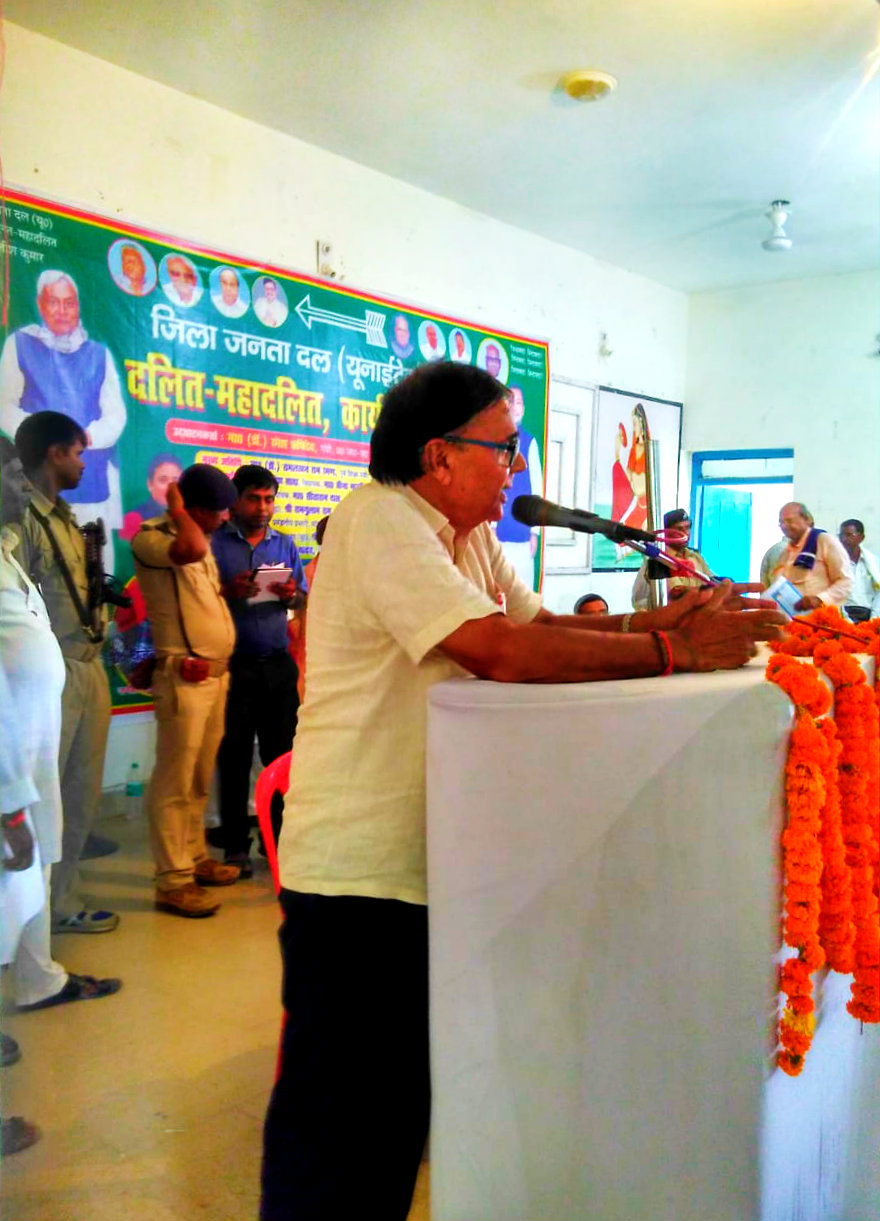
top-left (7, 0), bottom-right (879, 293)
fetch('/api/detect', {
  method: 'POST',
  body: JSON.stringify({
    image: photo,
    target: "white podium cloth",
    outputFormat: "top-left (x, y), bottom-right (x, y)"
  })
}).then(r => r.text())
top-left (426, 664), bottom-right (791, 1221)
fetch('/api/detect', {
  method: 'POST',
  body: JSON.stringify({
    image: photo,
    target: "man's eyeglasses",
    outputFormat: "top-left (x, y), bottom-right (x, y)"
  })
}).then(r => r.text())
top-left (442, 434), bottom-right (520, 470)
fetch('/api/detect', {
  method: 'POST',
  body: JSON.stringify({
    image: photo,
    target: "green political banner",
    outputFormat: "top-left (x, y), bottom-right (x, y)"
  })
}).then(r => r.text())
top-left (0, 189), bottom-right (549, 711)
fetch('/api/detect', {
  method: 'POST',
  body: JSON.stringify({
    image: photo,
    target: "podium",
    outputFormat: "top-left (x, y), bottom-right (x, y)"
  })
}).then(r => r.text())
top-left (426, 662), bottom-right (880, 1221)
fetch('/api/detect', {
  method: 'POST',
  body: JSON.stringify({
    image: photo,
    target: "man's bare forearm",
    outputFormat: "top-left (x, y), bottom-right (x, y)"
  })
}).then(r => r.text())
top-left (442, 615), bottom-right (670, 683)
top-left (168, 507), bottom-right (208, 564)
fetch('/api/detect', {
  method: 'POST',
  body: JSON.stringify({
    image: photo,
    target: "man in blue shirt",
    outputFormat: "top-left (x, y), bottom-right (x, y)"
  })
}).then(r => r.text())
top-left (212, 464), bottom-right (307, 874)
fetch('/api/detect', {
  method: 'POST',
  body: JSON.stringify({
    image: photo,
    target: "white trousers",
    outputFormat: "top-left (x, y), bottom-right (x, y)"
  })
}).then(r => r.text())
top-left (13, 865), bottom-right (68, 1007)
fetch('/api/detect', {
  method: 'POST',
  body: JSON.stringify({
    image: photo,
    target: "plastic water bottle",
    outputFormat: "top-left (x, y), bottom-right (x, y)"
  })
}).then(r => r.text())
top-left (125, 762), bottom-right (144, 821)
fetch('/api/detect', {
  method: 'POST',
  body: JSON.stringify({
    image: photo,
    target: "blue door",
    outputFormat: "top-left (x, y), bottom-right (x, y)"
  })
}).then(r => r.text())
top-left (697, 487), bottom-right (752, 582)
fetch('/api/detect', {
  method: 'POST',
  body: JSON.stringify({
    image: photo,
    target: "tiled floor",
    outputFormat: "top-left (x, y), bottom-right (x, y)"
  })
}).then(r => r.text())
top-left (0, 812), bottom-right (430, 1220)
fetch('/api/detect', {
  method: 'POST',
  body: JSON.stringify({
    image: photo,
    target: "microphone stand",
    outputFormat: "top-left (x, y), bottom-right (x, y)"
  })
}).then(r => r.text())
top-left (622, 538), bottom-right (717, 587)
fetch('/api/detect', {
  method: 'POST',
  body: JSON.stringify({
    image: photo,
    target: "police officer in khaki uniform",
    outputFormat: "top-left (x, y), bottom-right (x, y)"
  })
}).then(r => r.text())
top-left (132, 465), bottom-right (240, 917)
top-left (14, 411), bottom-right (119, 934)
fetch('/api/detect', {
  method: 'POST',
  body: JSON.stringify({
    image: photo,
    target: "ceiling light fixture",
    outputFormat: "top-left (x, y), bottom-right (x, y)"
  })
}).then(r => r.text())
top-left (762, 200), bottom-right (792, 252)
top-left (561, 70), bottom-right (617, 102)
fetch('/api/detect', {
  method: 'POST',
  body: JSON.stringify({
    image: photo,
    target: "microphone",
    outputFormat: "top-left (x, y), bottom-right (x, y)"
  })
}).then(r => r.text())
top-left (512, 495), bottom-right (656, 544)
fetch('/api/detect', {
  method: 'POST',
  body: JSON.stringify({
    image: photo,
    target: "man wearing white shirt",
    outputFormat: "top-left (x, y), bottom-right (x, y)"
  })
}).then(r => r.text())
top-left (768, 502), bottom-right (853, 611)
top-left (211, 267), bottom-right (248, 319)
top-left (0, 271), bottom-right (127, 564)
top-left (161, 255), bottom-right (203, 309)
top-left (260, 360), bottom-right (784, 1221)
top-left (254, 278), bottom-right (286, 328)
top-left (839, 518), bottom-right (880, 621)
top-left (0, 446), bottom-right (120, 1017)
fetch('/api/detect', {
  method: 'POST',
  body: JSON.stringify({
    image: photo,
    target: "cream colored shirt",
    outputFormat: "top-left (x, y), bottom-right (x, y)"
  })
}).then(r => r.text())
top-left (771, 530), bottom-right (853, 606)
top-left (277, 481), bottom-right (542, 905)
top-left (131, 514), bottom-right (236, 660)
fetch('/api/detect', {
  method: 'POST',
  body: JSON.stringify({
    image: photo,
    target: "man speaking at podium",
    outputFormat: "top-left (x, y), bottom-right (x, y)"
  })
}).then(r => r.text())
top-left (260, 361), bottom-right (783, 1221)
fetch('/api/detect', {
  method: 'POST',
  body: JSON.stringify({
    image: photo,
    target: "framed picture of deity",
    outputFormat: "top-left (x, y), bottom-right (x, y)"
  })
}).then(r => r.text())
top-left (590, 386), bottom-right (682, 570)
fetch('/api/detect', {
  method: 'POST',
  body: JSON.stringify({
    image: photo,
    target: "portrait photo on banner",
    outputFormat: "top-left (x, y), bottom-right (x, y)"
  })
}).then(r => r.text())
top-left (590, 386), bottom-right (682, 570)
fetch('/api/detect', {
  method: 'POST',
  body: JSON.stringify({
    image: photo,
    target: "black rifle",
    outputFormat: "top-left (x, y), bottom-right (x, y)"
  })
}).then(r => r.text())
top-left (81, 518), bottom-right (133, 641)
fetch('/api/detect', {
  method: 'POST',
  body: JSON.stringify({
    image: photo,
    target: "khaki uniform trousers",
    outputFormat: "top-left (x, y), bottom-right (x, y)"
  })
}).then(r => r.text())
top-left (52, 652), bottom-right (112, 920)
top-left (148, 662), bottom-right (230, 892)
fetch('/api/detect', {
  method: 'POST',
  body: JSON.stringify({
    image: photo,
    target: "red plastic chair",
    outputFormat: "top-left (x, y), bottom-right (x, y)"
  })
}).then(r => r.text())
top-left (253, 750), bottom-right (291, 897)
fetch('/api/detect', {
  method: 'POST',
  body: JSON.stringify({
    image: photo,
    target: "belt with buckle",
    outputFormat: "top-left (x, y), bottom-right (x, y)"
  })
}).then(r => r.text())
top-left (159, 655), bottom-right (229, 679)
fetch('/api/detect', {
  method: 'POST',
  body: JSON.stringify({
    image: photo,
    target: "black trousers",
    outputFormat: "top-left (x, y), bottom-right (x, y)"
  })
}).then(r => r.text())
top-left (845, 604), bottom-right (871, 624)
top-left (261, 890), bottom-right (430, 1221)
top-left (216, 650), bottom-right (299, 857)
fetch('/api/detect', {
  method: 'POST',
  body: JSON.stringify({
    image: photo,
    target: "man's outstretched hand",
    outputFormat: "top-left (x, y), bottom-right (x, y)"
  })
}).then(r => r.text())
top-left (637, 581), bottom-right (780, 630)
top-left (661, 582), bottom-right (786, 673)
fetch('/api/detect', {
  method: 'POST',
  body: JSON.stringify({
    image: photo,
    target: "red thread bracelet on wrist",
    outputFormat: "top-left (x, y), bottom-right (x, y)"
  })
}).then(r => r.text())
top-left (2, 811), bottom-right (26, 828)
top-left (651, 630), bottom-right (674, 677)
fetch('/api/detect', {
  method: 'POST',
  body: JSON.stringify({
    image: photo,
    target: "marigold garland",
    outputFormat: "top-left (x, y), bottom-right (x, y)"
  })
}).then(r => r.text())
top-left (816, 643), bottom-right (880, 1024)
top-left (765, 656), bottom-right (829, 1075)
top-left (766, 608), bottom-right (880, 1073)
top-left (816, 718), bottom-right (855, 975)
top-left (769, 604), bottom-right (880, 659)
top-left (765, 653), bottom-right (831, 718)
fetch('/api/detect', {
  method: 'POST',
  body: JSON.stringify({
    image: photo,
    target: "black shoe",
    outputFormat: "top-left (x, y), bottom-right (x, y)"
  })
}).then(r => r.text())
top-left (1, 1034), bottom-right (21, 1067)
top-left (79, 833), bottom-right (119, 860)
top-left (205, 826), bottom-right (226, 850)
top-left (225, 854), bottom-right (254, 879)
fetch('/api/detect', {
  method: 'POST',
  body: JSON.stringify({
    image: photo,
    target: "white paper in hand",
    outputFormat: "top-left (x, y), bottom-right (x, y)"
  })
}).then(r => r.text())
top-left (766, 575), bottom-right (802, 618)
top-left (249, 565), bottom-right (292, 605)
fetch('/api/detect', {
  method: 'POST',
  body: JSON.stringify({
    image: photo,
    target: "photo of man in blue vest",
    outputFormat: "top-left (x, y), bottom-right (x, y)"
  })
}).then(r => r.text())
top-left (0, 270), bottom-right (127, 565)
top-left (494, 384), bottom-right (543, 588)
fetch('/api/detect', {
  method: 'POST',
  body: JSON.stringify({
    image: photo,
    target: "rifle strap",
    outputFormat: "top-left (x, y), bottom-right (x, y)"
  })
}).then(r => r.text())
top-left (27, 501), bottom-right (102, 643)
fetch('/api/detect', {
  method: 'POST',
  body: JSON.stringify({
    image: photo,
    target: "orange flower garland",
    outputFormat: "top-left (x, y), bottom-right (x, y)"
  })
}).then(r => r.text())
top-left (816, 642), bottom-right (880, 1024)
top-left (769, 604), bottom-right (880, 659)
top-left (765, 653), bottom-right (830, 1074)
top-left (767, 606), bottom-right (880, 1062)
top-left (816, 718), bottom-right (855, 974)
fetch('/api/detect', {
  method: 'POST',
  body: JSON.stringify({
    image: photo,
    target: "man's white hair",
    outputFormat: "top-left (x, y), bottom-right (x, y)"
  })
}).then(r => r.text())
top-left (36, 269), bottom-right (79, 299)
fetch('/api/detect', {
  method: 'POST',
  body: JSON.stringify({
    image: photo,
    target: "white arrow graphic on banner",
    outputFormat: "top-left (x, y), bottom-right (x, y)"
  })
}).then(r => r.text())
top-left (295, 295), bottom-right (387, 348)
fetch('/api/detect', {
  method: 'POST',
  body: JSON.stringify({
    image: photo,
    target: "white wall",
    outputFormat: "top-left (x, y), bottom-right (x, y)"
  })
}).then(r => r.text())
top-left (3, 24), bottom-right (689, 398)
top-left (4, 23), bottom-right (692, 782)
top-left (102, 713), bottom-right (157, 791)
top-left (684, 270), bottom-right (879, 540)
